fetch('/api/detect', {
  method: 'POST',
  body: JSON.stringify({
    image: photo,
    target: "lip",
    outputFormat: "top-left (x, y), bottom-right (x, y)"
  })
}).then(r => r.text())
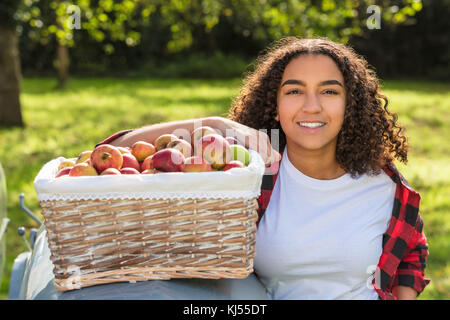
top-left (296, 121), bottom-right (327, 133)
top-left (297, 120), bottom-right (327, 124)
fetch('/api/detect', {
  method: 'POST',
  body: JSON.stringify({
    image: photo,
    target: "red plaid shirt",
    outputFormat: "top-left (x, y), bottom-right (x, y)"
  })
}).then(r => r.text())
top-left (258, 153), bottom-right (430, 300)
top-left (97, 131), bottom-right (430, 300)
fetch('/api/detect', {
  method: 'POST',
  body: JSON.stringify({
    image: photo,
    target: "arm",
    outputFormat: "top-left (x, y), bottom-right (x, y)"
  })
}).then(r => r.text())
top-left (392, 286), bottom-right (418, 300)
top-left (109, 117), bottom-right (213, 147)
top-left (104, 116), bottom-right (281, 166)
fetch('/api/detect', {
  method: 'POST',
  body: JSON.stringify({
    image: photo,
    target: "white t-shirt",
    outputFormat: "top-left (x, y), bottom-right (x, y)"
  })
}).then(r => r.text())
top-left (254, 149), bottom-right (396, 300)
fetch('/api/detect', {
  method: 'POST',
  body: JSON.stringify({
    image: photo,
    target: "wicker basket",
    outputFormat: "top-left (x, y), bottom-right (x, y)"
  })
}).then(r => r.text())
top-left (34, 150), bottom-right (264, 291)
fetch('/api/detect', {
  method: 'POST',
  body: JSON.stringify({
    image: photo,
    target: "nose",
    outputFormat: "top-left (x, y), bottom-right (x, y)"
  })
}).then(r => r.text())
top-left (301, 92), bottom-right (322, 113)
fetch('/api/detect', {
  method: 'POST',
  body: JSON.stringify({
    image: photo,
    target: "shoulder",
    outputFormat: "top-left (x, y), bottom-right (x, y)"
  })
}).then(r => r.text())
top-left (382, 162), bottom-right (417, 193)
top-left (258, 172), bottom-right (278, 211)
top-left (382, 162), bottom-right (423, 232)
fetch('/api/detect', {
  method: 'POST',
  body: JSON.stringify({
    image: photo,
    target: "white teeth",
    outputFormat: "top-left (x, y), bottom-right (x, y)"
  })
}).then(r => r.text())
top-left (298, 122), bottom-right (326, 128)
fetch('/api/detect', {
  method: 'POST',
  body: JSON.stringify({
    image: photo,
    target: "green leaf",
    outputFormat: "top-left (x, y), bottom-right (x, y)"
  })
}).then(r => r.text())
top-left (412, 1), bottom-right (423, 12)
top-left (98, 13), bottom-right (108, 23)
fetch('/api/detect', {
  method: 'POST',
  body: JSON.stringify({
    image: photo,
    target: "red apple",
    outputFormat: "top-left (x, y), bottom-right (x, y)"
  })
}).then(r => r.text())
top-left (222, 160), bottom-right (245, 171)
top-left (100, 168), bottom-right (121, 175)
top-left (191, 126), bottom-right (217, 147)
top-left (181, 156), bottom-right (212, 172)
top-left (69, 163), bottom-right (98, 176)
top-left (151, 148), bottom-right (185, 172)
top-left (120, 167), bottom-right (140, 174)
top-left (55, 166), bottom-right (73, 178)
top-left (121, 153), bottom-right (140, 171)
top-left (90, 144), bottom-right (123, 173)
top-left (131, 141), bottom-right (156, 162)
top-left (141, 155), bottom-right (154, 172)
top-left (225, 136), bottom-right (239, 145)
top-left (167, 139), bottom-right (192, 158)
top-left (195, 134), bottom-right (231, 170)
top-left (154, 134), bottom-right (178, 151)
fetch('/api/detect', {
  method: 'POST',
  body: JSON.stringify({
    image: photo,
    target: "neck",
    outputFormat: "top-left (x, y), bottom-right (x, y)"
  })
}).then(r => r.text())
top-left (285, 142), bottom-right (346, 180)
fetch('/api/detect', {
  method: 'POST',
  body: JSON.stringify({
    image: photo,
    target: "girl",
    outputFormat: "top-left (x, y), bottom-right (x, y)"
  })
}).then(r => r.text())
top-left (97, 37), bottom-right (429, 300)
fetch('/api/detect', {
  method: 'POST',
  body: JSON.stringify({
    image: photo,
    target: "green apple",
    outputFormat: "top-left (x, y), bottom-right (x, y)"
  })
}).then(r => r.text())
top-left (229, 144), bottom-right (250, 166)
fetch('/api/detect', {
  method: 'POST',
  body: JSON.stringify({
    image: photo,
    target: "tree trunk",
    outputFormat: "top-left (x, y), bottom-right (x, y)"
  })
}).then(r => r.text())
top-left (0, 26), bottom-right (23, 127)
top-left (57, 42), bottom-right (69, 89)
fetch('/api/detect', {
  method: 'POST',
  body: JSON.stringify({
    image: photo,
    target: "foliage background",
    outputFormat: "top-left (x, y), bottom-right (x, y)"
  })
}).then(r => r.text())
top-left (15, 0), bottom-right (449, 80)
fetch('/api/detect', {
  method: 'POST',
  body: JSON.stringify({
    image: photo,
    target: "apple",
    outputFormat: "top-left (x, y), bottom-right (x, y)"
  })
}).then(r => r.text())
top-left (100, 168), bottom-right (121, 175)
top-left (195, 134), bottom-right (231, 170)
top-left (181, 156), bottom-right (212, 172)
top-left (90, 144), bottom-right (123, 173)
top-left (229, 144), bottom-right (251, 166)
top-left (167, 139), bottom-right (192, 158)
top-left (151, 148), bottom-right (185, 172)
top-left (55, 166), bottom-right (72, 178)
top-left (69, 163), bottom-right (98, 176)
top-left (75, 150), bottom-right (92, 164)
top-left (140, 155), bottom-right (154, 172)
top-left (141, 168), bottom-right (163, 174)
top-left (154, 134), bottom-right (178, 151)
top-left (58, 160), bottom-right (75, 171)
top-left (117, 146), bottom-right (131, 154)
top-left (120, 167), bottom-right (140, 174)
top-left (121, 153), bottom-right (141, 171)
top-left (222, 160), bottom-right (245, 171)
top-left (191, 126), bottom-right (217, 147)
top-left (225, 136), bottom-right (239, 145)
top-left (131, 141), bottom-right (156, 162)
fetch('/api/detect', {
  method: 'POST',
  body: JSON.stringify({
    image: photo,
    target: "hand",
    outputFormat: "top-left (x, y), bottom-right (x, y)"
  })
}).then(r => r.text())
top-left (392, 286), bottom-right (418, 300)
top-left (207, 116), bottom-right (282, 168)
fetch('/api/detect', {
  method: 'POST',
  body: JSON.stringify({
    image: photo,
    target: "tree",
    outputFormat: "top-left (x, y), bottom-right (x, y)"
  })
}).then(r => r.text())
top-left (349, 0), bottom-right (448, 79)
top-left (18, 0), bottom-right (153, 88)
top-left (6, 0), bottom-right (425, 103)
top-left (149, 0), bottom-right (425, 53)
top-left (0, 0), bottom-right (24, 127)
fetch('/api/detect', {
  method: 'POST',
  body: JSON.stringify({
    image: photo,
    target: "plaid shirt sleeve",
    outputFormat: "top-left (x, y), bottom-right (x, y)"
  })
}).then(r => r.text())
top-left (376, 163), bottom-right (430, 299)
top-left (390, 212), bottom-right (430, 295)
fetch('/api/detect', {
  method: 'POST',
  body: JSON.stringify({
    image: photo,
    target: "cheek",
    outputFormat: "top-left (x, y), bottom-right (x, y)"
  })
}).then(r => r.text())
top-left (338, 104), bottom-right (346, 127)
top-left (326, 99), bottom-right (346, 129)
top-left (333, 106), bottom-right (346, 127)
top-left (277, 109), bottom-right (296, 134)
top-left (277, 98), bottom-right (297, 121)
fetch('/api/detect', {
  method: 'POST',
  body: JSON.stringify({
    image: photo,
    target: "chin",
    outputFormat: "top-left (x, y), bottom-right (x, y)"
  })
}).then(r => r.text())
top-left (287, 137), bottom-right (336, 152)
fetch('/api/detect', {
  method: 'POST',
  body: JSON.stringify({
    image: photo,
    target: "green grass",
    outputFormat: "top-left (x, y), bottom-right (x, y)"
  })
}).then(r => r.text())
top-left (0, 77), bottom-right (449, 300)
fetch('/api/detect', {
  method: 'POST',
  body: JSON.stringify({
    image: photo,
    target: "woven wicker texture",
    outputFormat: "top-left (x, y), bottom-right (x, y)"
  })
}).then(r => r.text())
top-left (40, 197), bottom-right (259, 291)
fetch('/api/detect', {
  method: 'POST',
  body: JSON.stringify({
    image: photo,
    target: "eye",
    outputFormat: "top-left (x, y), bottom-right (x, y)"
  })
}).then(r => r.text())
top-left (286, 89), bottom-right (301, 95)
top-left (323, 89), bottom-right (338, 95)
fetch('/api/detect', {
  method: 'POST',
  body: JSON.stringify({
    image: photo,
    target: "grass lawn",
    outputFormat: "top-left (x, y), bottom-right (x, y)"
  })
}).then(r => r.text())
top-left (0, 77), bottom-right (449, 300)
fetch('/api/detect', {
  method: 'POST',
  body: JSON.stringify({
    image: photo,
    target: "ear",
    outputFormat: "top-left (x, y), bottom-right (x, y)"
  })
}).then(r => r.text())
top-left (275, 114), bottom-right (279, 121)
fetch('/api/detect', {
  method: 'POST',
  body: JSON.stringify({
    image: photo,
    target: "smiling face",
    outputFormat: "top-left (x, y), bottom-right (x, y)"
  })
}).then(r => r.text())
top-left (276, 54), bottom-right (346, 156)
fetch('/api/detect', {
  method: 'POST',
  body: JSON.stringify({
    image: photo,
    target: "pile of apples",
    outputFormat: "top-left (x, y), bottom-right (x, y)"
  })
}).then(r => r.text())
top-left (55, 126), bottom-right (251, 178)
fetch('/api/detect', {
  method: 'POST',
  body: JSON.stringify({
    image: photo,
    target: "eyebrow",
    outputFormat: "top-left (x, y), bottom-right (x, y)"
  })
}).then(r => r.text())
top-left (281, 79), bottom-right (344, 87)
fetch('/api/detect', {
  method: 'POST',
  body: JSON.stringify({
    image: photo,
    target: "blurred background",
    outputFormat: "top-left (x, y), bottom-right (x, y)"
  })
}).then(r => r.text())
top-left (0, 0), bottom-right (449, 299)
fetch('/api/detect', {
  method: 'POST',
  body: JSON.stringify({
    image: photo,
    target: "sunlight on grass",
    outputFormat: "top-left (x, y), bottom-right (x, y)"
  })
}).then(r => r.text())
top-left (383, 81), bottom-right (450, 300)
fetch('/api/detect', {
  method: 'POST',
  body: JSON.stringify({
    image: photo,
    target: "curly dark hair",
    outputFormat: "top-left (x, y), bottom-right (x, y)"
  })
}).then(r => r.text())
top-left (227, 36), bottom-right (408, 177)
